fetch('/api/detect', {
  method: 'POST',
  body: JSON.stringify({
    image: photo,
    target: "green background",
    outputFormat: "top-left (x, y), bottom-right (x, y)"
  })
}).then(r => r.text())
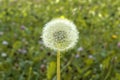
top-left (0, 0), bottom-right (120, 80)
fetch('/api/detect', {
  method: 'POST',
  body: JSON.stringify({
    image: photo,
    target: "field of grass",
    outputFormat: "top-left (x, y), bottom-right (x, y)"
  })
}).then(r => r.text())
top-left (0, 0), bottom-right (120, 80)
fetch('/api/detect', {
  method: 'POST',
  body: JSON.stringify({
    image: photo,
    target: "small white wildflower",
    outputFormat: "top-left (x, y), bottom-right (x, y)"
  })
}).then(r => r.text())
top-left (88, 55), bottom-right (94, 59)
top-left (2, 41), bottom-right (8, 45)
top-left (0, 31), bottom-right (4, 36)
top-left (18, 48), bottom-right (27, 54)
top-left (75, 54), bottom-right (80, 58)
top-left (42, 18), bottom-right (79, 51)
top-left (77, 47), bottom-right (83, 52)
top-left (1, 53), bottom-right (7, 57)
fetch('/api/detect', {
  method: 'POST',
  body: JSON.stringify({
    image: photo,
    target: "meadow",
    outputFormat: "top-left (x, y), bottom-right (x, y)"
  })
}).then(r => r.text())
top-left (0, 0), bottom-right (120, 80)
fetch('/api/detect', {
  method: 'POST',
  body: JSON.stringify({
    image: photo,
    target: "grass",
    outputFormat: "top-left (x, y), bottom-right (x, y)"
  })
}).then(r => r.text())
top-left (0, 0), bottom-right (120, 80)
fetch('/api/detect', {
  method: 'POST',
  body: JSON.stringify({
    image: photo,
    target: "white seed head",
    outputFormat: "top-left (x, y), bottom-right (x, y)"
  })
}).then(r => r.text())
top-left (42, 18), bottom-right (79, 51)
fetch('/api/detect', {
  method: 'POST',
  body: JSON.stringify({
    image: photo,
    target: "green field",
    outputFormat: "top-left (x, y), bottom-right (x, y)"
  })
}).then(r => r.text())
top-left (0, 0), bottom-right (120, 80)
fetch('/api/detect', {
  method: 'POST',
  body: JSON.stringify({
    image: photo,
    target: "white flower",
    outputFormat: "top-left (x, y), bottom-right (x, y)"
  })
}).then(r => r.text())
top-left (42, 18), bottom-right (79, 51)
top-left (0, 31), bottom-right (4, 36)
top-left (77, 47), bottom-right (84, 52)
top-left (1, 52), bottom-right (7, 57)
top-left (2, 41), bottom-right (8, 45)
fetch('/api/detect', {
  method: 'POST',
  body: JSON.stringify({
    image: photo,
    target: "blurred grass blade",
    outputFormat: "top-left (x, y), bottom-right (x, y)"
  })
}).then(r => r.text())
top-left (47, 61), bottom-right (56, 80)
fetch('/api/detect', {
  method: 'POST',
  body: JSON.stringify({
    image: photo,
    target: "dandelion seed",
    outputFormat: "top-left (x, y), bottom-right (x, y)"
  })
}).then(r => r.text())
top-left (42, 18), bottom-right (79, 51)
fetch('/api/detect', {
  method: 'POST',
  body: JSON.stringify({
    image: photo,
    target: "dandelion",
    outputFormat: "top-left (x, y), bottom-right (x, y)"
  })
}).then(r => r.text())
top-left (42, 18), bottom-right (79, 51)
top-left (42, 18), bottom-right (79, 80)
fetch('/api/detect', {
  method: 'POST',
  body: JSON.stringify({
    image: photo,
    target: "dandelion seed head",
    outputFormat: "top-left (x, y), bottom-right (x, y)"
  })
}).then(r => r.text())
top-left (42, 18), bottom-right (79, 51)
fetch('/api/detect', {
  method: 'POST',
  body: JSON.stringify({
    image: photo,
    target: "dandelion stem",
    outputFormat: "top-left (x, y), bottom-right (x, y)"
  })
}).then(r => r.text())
top-left (57, 51), bottom-right (60, 80)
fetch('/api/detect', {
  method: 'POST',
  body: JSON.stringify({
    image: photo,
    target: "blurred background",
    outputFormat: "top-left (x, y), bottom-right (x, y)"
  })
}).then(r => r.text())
top-left (0, 0), bottom-right (120, 80)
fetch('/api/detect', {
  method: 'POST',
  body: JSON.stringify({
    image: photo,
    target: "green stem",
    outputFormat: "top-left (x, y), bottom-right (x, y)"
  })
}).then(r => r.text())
top-left (57, 51), bottom-right (60, 80)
